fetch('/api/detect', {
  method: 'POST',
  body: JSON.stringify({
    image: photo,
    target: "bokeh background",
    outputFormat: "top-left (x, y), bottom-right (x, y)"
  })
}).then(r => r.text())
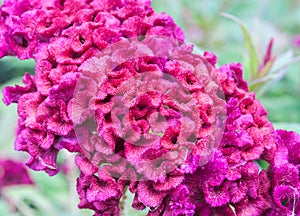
top-left (0, 0), bottom-right (299, 215)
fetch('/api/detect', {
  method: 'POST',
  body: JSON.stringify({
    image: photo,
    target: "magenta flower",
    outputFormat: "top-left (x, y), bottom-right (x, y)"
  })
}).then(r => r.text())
top-left (0, 159), bottom-right (33, 189)
top-left (140, 56), bottom-right (277, 215)
top-left (1, 0), bottom-right (185, 177)
top-left (294, 34), bottom-right (300, 48)
top-left (1, 0), bottom-right (300, 215)
top-left (265, 130), bottom-right (300, 216)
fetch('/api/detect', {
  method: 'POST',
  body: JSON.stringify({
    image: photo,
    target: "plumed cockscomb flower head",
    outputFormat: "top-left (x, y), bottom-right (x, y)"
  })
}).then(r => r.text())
top-left (1, 0), bottom-right (227, 213)
top-left (1, 0), bottom-right (187, 176)
top-left (72, 36), bottom-right (227, 182)
top-left (2, 0), bottom-right (300, 215)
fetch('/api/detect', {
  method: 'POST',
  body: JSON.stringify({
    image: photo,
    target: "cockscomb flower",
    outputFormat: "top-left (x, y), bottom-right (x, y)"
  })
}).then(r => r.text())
top-left (137, 55), bottom-right (277, 215)
top-left (1, 0), bottom-right (224, 213)
top-left (70, 37), bottom-right (227, 214)
top-left (265, 130), bottom-right (300, 216)
top-left (1, 0), bottom-right (300, 215)
top-left (1, 0), bottom-right (185, 176)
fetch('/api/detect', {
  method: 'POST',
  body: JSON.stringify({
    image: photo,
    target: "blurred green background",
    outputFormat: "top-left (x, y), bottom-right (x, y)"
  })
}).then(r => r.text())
top-left (152, 0), bottom-right (300, 130)
top-left (0, 0), bottom-right (300, 215)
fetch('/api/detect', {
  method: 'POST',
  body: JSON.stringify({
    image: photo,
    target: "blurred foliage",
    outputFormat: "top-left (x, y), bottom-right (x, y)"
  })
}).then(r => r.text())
top-left (152, 0), bottom-right (300, 125)
top-left (0, 58), bottom-right (35, 84)
top-left (0, 78), bottom-right (21, 159)
top-left (1, 0), bottom-right (300, 215)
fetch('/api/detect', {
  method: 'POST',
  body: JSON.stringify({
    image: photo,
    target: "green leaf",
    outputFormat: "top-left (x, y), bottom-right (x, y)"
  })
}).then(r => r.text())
top-left (0, 77), bottom-right (25, 159)
top-left (121, 189), bottom-right (148, 216)
top-left (1, 171), bottom-right (92, 216)
top-left (220, 12), bottom-right (259, 82)
top-left (258, 58), bottom-right (276, 78)
top-left (0, 57), bottom-right (35, 84)
top-left (255, 52), bottom-right (300, 96)
top-left (2, 186), bottom-right (60, 216)
top-left (29, 172), bottom-right (69, 206)
top-left (148, 128), bottom-right (163, 137)
top-left (255, 159), bottom-right (270, 170)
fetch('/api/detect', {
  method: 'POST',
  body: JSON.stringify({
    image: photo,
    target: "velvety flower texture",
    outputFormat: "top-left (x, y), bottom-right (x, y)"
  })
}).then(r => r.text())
top-left (147, 58), bottom-right (276, 216)
top-left (1, 0), bottom-right (184, 177)
top-left (265, 130), bottom-right (300, 216)
top-left (0, 159), bottom-right (33, 189)
top-left (1, 0), bottom-right (300, 216)
top-left (71, 36), bottom-right (226, 214)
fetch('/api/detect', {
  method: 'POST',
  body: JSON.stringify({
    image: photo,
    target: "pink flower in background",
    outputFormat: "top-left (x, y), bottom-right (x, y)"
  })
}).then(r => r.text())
top-left (0, 159), bottom-right (33, 189)
top-left (294, 34), bottom-right (300, 47)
